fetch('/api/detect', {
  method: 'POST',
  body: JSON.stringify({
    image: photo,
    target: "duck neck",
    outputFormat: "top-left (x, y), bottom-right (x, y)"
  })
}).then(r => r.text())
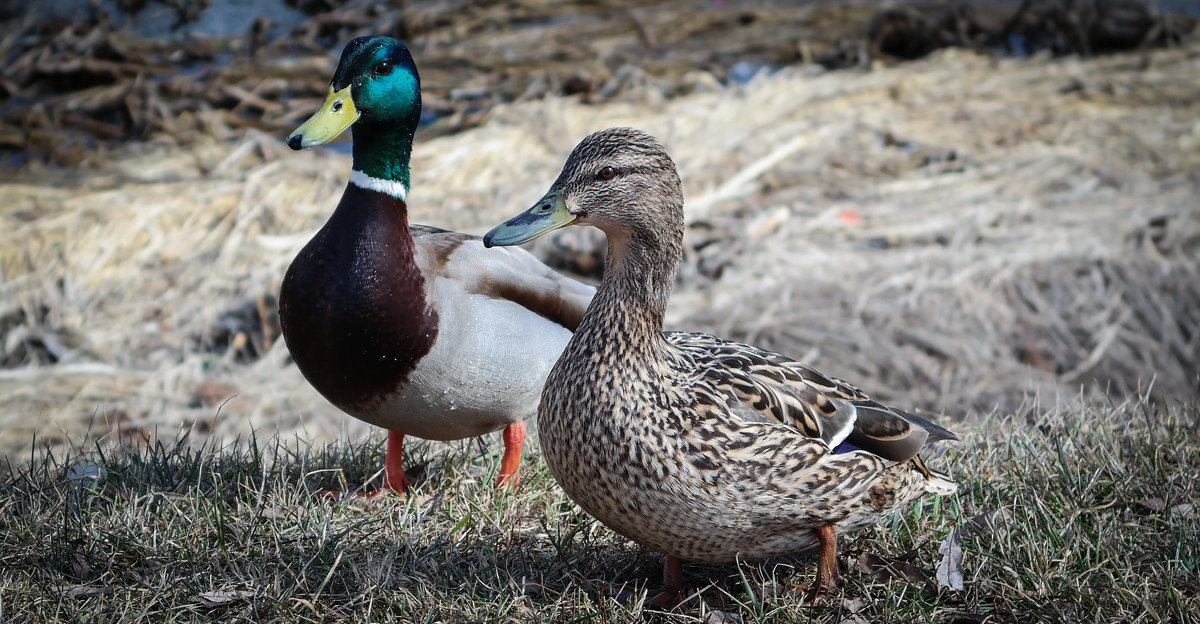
top-left (577, 225), bottom-right (681, 354)
top-left (349, 118), bottom-right (416, 198)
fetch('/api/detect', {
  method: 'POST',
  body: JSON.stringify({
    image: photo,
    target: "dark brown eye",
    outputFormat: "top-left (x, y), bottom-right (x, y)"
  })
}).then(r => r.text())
top-left (598, 166), bottom-right (616, 180)
top-left (374, 61), bottom-right (393, 76)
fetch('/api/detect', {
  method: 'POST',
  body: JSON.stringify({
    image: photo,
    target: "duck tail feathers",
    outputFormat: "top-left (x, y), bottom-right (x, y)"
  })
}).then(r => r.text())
top-left (911, 454), bottom-right (957, 495)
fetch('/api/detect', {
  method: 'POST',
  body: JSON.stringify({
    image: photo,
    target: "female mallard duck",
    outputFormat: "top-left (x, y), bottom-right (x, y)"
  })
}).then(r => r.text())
top-left (279, 36), bottom-right (593, 495)
top-left (484, 127), bottom-right (958, 602)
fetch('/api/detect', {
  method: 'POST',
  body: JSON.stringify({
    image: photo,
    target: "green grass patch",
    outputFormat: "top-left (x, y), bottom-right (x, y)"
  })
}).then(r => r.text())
top-left (1, 398), bottom-right (1196, 623)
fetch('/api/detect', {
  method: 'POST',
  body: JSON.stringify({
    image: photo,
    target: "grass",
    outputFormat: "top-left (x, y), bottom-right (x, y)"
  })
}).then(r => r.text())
top-left (1, 397), bottom-right (1197, 623)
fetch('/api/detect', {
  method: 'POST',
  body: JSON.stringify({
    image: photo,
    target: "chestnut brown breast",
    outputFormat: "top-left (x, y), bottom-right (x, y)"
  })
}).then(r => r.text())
top-left (279, 184), bottom-right (438, 413)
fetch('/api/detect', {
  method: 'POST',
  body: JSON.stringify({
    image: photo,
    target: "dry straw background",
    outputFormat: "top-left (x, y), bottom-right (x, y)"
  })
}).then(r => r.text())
top-left (2, 41), bottom-right (1197, 464)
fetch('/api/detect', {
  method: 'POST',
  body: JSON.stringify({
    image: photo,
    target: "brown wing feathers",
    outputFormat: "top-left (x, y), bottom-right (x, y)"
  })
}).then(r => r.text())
top-left (669, 332), bottom-right (957, 463)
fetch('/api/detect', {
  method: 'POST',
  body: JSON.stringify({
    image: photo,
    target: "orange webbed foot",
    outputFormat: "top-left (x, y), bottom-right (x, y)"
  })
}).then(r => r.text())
top-left (317, 429), bottom-right (412, 500)
top-left (642, 555), bottom-right (689, 609)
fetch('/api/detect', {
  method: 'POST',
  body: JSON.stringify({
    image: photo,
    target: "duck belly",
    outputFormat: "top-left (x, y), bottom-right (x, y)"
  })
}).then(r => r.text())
top-left (354, 285), bottom-right (573, 441)
top-left (539, 418), bottom-right (924, 563)
top-left (568, 482), bottom-right (826, 563)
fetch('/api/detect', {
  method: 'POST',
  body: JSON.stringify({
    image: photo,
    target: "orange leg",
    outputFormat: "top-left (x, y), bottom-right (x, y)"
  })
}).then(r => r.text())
top-left (382, 429), bottom-right (412, 494)
top-left (806, 524), bottom-right (843, 602)
top-left (646, 555), bottom-right (687, 608)
top-left (317, 429), bottom-right (409, 500)
top-left (495, 422), bottom-right (526, 488)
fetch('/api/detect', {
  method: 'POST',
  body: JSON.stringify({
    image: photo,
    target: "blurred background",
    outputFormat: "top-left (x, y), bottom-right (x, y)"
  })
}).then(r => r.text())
top-left (1, 0), bottom-right (1197, 463)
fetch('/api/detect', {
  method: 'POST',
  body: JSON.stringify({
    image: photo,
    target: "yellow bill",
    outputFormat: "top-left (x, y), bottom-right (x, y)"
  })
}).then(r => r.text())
top-left (287, 85), bottom-right (359, 149)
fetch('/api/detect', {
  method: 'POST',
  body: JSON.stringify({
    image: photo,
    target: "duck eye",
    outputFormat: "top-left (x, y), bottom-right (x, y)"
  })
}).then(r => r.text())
top-left (374, 61), bottom-right (393, 77)
top-left (598, 166), bottom-right (616, 180)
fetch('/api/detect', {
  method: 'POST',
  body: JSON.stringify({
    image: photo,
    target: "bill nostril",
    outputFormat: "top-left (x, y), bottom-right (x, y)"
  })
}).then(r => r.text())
top-left (287, 134), bottom-right (303, 150)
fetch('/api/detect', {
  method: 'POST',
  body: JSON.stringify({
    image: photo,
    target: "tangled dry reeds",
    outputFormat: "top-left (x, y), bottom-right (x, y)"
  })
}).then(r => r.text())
top-left (2, 35), bottom-right (1198, 462)
top-left (2, 1), bottom-right (1192, 166)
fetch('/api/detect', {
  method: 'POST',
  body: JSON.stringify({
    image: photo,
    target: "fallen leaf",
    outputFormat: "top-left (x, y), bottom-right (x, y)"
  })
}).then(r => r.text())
top-left (417, 489), bottom-right (448, 523)
top-left (194, 590), bottom-right (255, 607)
top-left (1169, 504), bottom-right (1196, 519)
top-left (841, 596), bottom-right (869, 613)
top-left (1136, 498), bottom-right (1166, 514)
top-left (54, 585), bottom-right (113, 598)
top-left (937, 528), bottom-right (964, 591)
top-left (520, 581), bottom-right (545, 598)
top-left (960, 509), bottom-right (1008, 539)
top-left (261, 504), bottom-right (306, 521)
top-left (855, 552), bottom-right (930, 584)
top-left (854, 552), bottom-right (888, 574)
top-left (703, 610), bottom-right (743, 624)
top-left (70, 553), bottom-right (90, 579)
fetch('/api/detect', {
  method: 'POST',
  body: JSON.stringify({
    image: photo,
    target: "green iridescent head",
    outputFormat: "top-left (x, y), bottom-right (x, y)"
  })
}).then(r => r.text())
top-left (287, 36), bottom-right (422, 185)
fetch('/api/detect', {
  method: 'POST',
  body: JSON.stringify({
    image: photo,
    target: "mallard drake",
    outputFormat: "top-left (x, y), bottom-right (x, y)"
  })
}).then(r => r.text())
top-left (279, 36), bottom-right (593, 495)
top-left (484, 127), bottom-right (958, 602)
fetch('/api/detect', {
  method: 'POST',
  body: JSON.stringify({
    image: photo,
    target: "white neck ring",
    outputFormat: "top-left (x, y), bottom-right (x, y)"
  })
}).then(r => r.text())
top-left (350, 170), bottom-right (408, 200)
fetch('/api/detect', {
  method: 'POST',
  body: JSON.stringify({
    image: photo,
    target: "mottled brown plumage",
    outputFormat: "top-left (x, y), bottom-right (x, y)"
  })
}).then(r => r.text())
top-left (484, 127), bottom-right (958, 601)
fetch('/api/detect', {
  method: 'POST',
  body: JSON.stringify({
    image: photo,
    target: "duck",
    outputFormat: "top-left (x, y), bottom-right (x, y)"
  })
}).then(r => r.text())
top-left (279, 36), bottom-right (594, 496)
top-left (483, 127), bottom-right (958, 602)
